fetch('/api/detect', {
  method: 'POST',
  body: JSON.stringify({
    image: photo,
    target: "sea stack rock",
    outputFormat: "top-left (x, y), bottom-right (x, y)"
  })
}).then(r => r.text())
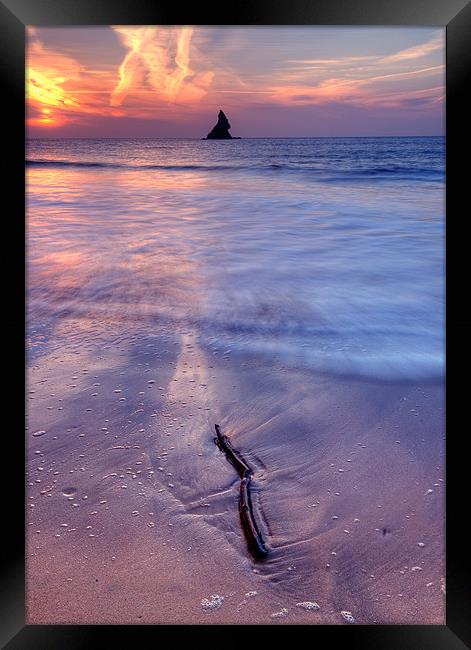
top-left (205, 110), bottom-right (238, 139)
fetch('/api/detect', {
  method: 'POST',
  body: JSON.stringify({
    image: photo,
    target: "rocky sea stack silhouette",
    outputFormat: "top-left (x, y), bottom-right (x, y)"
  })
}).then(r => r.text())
top-left (204, 110), bottom-right (240, 139)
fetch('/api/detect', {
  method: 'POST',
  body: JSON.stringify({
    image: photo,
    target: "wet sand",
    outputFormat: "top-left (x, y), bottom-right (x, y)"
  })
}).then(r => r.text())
top-left (27, 329), bottom-right (444, 624)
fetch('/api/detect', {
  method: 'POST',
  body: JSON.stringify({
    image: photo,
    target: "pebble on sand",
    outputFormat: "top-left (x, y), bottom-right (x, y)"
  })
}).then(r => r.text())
top-left (296, 601), bottom-right (320, 611)
top-left (201, 594), bottom-right (224, 611)
top-left (341, 610), bottom-right (355, 623)
top-left (270, 608), bottom-right (289, 618)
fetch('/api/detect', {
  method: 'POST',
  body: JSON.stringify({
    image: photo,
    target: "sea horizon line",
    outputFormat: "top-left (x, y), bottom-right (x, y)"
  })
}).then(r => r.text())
top-left (26, 134), bottom-right (444, 141)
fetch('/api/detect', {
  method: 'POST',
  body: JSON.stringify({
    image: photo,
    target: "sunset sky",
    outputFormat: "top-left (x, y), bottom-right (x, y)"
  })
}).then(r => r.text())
top-left (27, 26), bottom-right (445, 138)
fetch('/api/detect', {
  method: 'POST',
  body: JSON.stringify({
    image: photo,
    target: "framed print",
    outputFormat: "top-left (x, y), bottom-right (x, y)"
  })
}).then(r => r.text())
top-left (1, 0), bottom-right (470, 646)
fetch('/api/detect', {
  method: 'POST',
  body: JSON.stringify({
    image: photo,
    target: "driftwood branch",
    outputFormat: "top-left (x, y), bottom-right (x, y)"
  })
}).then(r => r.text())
top-left (214, 424), bottom-right (269, 560)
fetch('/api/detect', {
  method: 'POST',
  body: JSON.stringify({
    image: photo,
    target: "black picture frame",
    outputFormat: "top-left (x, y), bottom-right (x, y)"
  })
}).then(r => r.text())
top-left (2, 0), bottom-right (470, 646)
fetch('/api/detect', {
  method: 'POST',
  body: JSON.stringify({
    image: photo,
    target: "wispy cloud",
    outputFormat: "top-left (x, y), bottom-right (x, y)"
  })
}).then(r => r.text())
top-left (110, 27), bottom-right (214, 107)
top-left (286, 33), bottom-right (443, 69)
top-left (381, 33), bottom-right (443, 63)
top-left (286, 55), bottom-right (376, 67)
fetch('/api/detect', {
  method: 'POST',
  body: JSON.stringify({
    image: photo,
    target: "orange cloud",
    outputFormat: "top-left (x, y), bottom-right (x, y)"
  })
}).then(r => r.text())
top-left (27, 37), bottom-right (81, 125)
top-left (110, 26), bottom-right (214, 107)
top-left (26, 31), bottom-right (120, 127)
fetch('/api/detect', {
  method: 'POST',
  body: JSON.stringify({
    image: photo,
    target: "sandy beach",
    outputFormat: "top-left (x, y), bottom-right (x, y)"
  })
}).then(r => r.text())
top-left (27, 328), bottom-right (444, 624)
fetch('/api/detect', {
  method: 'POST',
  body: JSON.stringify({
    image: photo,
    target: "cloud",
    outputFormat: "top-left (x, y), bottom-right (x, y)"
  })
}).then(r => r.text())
top-left (26, 29), bottom-right (121, 127)
top-left (286, 55), bottom-right (376, 67)
top-left (26, 35), bottom-right (84, 126)
top-left (285, 33), bottom-right (443, 70)
top-left (110, 26), bottom-right (214, 107)
top-left (381, 33), bottom-right (443, 63)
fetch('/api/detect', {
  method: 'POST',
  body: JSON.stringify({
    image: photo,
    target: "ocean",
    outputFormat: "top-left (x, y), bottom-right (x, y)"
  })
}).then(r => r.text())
top-left (26, 136), bottom-right (445, 624)
top-left (27, 136), bottom-right (444, 382)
